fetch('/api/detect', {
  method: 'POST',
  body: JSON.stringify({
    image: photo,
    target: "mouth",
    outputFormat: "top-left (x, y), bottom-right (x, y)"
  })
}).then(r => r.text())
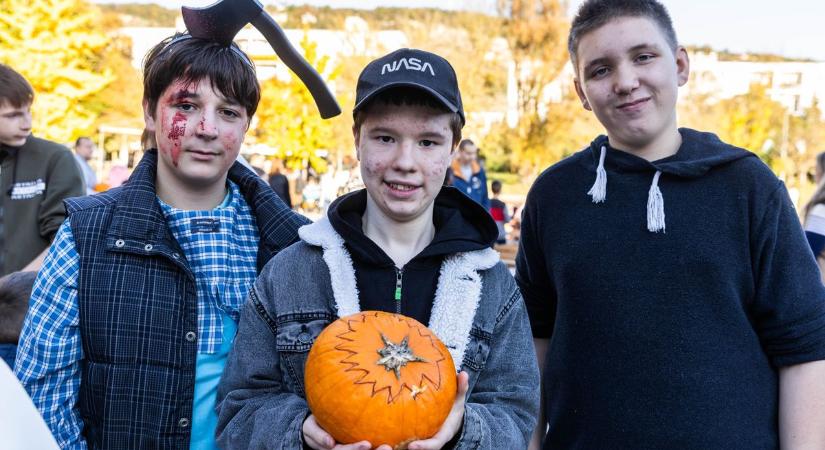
top-left (385, 181), bottom-right (420, 193)
top-left (186, 149), bottom-right (221, 158)
top-left (617, 97), bottom-right (651, 110)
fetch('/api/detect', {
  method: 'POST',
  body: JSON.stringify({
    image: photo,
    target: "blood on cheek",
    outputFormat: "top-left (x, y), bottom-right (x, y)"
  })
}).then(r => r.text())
top-left (165, 111), bottom-right (187, 167)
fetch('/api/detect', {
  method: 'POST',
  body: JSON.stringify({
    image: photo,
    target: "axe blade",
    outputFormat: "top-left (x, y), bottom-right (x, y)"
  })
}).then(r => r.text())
top-left (182, 0), bottom-right (264, 46)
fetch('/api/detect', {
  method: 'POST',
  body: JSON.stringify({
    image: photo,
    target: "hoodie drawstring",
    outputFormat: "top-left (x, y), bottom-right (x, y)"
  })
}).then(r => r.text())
top-left (586, 146), bottom-right (666, 233)
top-left (587, 145), bottom-right (607, 203)
top-left (647, 171), bottom-right (666, 233)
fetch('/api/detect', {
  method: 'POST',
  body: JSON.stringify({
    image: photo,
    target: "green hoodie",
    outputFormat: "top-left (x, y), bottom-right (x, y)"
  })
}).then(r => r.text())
top-left (0, 135), bottom-right (84, 275)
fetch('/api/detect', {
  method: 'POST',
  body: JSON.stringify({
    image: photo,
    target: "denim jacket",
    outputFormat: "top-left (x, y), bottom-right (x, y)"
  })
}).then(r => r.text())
top-left (217, 218), bottom-right (539, 449)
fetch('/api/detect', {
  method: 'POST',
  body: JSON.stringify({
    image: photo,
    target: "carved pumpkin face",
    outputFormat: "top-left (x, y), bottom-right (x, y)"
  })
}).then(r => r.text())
top-left (304, 311), bottom-right (457, 449)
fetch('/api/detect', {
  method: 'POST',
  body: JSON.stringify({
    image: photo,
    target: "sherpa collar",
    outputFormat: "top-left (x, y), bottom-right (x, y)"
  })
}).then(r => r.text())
top-left (299, 217), bottom-right (499, 370)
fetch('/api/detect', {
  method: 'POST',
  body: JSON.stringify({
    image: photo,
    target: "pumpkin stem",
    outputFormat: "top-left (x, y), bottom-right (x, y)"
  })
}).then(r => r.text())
top-left (376, 333), bottom-right (428, 379)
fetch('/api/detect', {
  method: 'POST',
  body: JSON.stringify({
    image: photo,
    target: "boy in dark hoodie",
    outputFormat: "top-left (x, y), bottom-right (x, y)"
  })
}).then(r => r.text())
top-left (517, 1), bottom-right (825, 449)
top-left (217, 48), bottom-right (539, 450)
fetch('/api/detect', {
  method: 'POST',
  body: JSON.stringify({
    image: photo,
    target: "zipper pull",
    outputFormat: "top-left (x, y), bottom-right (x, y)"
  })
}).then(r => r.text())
top-left (394, 269), bottom-right (402, 301)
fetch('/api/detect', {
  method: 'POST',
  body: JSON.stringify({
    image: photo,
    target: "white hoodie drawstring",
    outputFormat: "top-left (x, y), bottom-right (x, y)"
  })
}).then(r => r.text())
top-left (587, 145), bottom-right (607, 203)
top-left (647, 171), bottom-right (666, 233)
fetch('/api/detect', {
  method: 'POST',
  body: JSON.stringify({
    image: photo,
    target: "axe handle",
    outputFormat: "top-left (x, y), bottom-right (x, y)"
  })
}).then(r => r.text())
top-left (251, 13), bottom-right (342, 119)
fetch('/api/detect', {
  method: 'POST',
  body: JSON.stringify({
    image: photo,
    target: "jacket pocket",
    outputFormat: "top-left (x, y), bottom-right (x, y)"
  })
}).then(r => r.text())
top-left (274, 313), bottom-right (335, 396)
top-left (462, 326), bottom-right (493, 372)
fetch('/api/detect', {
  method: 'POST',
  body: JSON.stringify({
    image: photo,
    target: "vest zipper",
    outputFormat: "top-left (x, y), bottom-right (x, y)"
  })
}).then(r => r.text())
top-left (394, 267), bottom-right (403, 314)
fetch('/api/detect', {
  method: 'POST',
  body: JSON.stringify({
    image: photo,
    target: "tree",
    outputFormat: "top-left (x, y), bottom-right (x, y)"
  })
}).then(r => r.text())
top-left (0, 0), bottom-right (112, 143)
top-left (713, 83), bottom-right (785, 164)
top-left (497, 0), bottom-right (569, 118)
top-left (254, 33), bottom-right (344, 174)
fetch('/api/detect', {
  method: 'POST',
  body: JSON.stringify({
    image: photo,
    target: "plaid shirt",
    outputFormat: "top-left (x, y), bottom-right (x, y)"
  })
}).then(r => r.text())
top-left (15, 181), bottom-right (259, 449)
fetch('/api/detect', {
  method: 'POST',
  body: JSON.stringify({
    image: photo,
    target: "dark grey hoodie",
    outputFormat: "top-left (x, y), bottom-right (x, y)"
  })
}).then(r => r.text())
top-left (517, 128), bottom-right (825, 449)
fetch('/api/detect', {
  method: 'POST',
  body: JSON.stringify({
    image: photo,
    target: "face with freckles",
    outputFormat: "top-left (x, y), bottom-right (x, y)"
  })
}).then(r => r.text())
top-left (143, 77), bottom-right (249, 192)
top-left (354, 102), bottom-right (455, 224)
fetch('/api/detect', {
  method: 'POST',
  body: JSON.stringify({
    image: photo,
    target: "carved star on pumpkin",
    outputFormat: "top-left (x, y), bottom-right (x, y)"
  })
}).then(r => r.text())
top-left (376, 334), bottom-right (428, 379)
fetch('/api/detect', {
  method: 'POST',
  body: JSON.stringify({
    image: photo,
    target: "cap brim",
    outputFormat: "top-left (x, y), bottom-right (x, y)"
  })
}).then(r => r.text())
top-left (354, 81), bottom-right (460, 116)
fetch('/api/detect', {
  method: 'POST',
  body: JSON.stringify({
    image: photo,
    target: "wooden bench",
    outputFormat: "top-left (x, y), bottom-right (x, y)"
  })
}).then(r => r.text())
top-left (494, 242), bottom-right (518, 270)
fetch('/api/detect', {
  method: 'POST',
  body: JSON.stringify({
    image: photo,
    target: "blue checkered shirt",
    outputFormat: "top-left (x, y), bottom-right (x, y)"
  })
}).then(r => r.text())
top-left (15, 181), bottom-right (259, 449)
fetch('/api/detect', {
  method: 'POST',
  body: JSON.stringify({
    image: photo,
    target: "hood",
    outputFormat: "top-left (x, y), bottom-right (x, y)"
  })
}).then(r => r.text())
top-left (326, 186), bottom-right (497, 267)
top-left (587, 128), bottom-right (753, 178)
top-left (585, 128), bottom-right (755, 233)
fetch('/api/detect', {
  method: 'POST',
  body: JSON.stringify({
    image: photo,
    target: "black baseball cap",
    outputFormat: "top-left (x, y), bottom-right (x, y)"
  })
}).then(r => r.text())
top-left (353, 48), bottom-right (464, 125)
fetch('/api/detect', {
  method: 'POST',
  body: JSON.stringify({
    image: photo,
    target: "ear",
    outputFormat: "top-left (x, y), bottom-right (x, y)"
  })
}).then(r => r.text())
top-left (352, 124), bottom-right (361, 161)
top-left (675, 46), bottom-right (690, 87)
top-left (143, 99), bottom-right (156, 133)
top-left (574, 79), bottom-right (592, 111)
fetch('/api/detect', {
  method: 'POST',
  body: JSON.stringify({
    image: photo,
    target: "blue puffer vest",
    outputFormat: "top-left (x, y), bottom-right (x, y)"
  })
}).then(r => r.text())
top-left (64, 150), bottom-right (309, 449)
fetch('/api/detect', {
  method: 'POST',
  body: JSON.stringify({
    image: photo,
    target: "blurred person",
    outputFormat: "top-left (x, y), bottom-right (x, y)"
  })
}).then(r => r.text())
top-left (73, 137), bottom-right (97, 195)
top-left (489, 180), bottom-right (510, 245)
top-left (449, 139), bottom-right (489, 209)
top-left (519, 1), bottom-right (825, 448)
top-left (267, 159), bottom-right (292, 208)
top-left (0, 271), bottom-right (35, 368)
top-left (14, 32), bottom-right (312, 449)
top-left (804, 151), bottom-right (825, 272)
top-left (0, 64), bottom-right (84, 276)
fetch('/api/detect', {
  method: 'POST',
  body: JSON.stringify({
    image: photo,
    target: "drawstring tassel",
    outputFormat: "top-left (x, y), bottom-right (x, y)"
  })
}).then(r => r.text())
top-left (647, 171), bottom-right (666, 233)
top-left (588, 145), bottom-right (607, 203)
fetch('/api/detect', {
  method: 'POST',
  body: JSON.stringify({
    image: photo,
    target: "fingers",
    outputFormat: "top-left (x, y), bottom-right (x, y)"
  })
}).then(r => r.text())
top-left (408, 371), bottom-right (471, 450)
top-left (302, 415), bottom-right (335, 449)
top-left (334, 442), bottom-right (372, 450)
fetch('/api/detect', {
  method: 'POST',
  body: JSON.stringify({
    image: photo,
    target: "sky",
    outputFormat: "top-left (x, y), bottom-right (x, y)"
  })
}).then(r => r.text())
top-left (93, 0), bottom-right (825, 62)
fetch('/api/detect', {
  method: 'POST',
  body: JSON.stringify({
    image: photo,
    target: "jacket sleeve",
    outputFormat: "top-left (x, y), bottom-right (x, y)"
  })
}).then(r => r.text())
top-left (453, 278), bottom-right (541, 449)
top-left (216, 285), bottom-right (309, 450)
top-left (14, 220), bottom-right (87, 449)
top-left (39, 149), bottom-right (84, 241)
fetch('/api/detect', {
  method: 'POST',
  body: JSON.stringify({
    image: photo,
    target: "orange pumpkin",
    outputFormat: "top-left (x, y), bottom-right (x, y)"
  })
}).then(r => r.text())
top-left (304, 311), bottom-right (457, 449)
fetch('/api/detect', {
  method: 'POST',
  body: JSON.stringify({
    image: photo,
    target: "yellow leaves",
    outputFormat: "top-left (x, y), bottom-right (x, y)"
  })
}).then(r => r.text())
top-left (0, 0), bottom-right (112, 143)
top-left (255, 33), bottom-right (341, 173)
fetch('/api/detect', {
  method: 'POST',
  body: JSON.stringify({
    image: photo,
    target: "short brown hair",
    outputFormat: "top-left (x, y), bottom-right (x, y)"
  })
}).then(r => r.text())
top-left (142, 34), bottom-right (261, 120)
top-left (569, 0), bottom-right (678, 72)
top-left (352, 86), bottom-right (463, 148)
top-left (0, 64), bottom-right (33, 108)
top-left (0, 271), bottom-right (36, 343)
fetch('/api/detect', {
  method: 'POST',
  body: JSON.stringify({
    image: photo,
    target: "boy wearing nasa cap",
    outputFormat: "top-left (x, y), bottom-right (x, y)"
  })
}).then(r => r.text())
top-left (217, 48), bottom-right (539, 450)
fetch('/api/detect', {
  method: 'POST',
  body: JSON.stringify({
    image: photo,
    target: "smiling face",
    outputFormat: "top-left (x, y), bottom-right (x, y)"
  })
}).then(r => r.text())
top-left (144, 77), bottom-right (249, 192)
top-left (574, 16), bottom-right (689, 157)
top-left (354, 102), bottom-right (455, 224)
top-left (0, 101), bottom-right (32, 147)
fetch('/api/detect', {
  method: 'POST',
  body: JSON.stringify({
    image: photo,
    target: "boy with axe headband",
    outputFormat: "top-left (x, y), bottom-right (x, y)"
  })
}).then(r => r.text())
top-left (15, 4), bottom-right (340, 447)
top-left (216, 48), bottom-right (539, 450)
top-left (518, 0), bottom-right (825, 448)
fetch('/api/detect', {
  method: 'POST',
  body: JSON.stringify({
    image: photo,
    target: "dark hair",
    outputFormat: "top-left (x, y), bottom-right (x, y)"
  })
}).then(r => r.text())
top-left (458, 139), bottom-right (475, 151)
top-left (353, 86), bottom-right (463, 148)
top-left (0, 271), bottom-right (36, 343)
top-left (805, 151), bottom-right (825, 220)
top-left (75, 136), bottom-right (92, 147)
top-left (569, 0), bottom-right (678, 71)
top-left (0, 64), bottom-right (34, 108)
top-left (491, 179), bottom-right (502, 194)
top-left (142, 34), bottom-right (261, 120)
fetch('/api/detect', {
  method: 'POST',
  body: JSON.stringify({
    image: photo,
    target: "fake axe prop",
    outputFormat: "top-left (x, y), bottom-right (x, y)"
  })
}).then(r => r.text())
top-left (182, 0), bottom-right (341, 119)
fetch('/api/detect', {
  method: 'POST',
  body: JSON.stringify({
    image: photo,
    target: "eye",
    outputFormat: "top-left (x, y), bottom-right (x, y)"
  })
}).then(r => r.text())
top-left (176, 103), bottom-right (195, 112)
top-left (636, 53), bottom-right (655, 63)
top-left (419, 139), bottom-right (438, 147)
top-left (590, 66), bottom-right (610, 79)
top-left (377, 135), bottom-right (394, 143)
top-left (220, 108), bottom-right (241, 119)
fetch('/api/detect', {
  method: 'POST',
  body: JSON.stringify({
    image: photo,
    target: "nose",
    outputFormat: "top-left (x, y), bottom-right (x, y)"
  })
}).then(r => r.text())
top-left (195, 111), bottom-right (218, 140)
top-left (613, 63), bottom-right (639, 96)
top-left (392, 139), bottom-right (416, 172)
top-left (20, 110), bottom-right (32, 132)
